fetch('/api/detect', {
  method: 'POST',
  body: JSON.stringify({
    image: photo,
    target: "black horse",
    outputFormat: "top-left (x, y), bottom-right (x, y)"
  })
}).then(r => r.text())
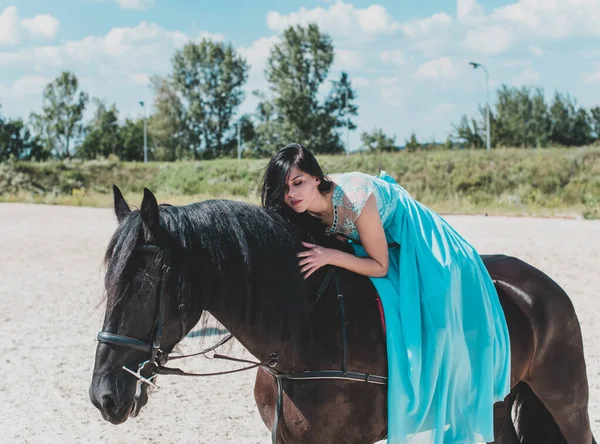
top-left (89, 186), bottom-right (596, 443)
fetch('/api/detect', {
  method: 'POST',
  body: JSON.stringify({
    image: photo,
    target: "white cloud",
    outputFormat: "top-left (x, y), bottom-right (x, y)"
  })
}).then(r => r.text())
top-left (457, 0), bottom-right (484, 22)
top-left (115, 0), bottom-right (154, 10)
top-left (22, 14), bottom-right (60, 39)
top-left (582, 71), bottom-right (600, 84)
top-left (512, 67), bottom-right (540, 85)
top-left (491, 0), bottom-right (600, 39)
top-left (266, 1), bottom-right (400, 39)
top-left (504, 59), bottom-right (531, 68)
top-left (414, 57), bottom-right (461, 80)
top-left (380, 49), bottom-right (406, 67)
top-left (397, 12), bottom-right (453, 58)
top-left (334, 49), bottom-right (362, 70)
top-left (452, 0), bottom-right (600, 57)
top-left (352, 77), bottom-right (371, 88)
top-left (401, 12), bottom-right (452, 38)
top-left (127, 72), bottom-right (150, 85)
top-left (0, 75), bottom-right (49, 99)
top-left (529, 45), bottom-right (543, 57)
top-left (0, 22), bottom-right (221, 71)
top-left (239, 36), bottom-right (279, 74)
top-left (375, 76), bottom-right (404, 106)
top-left (0, 6), bottom-right (22, 46)
top-left (435, 103), bottom-right (456, 114)
top-left (461, 26), bottom-right (513, 54)
top-left (0, 6), bottom-right (59, 46)
top-left (492, 2), bottom-right (570, 38)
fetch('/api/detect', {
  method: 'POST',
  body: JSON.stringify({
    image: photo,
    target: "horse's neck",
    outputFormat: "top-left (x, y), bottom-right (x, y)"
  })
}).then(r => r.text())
top-left (187, 209), bottom-right (318, 365)
top-left (205, 309), bottom-right (285, 363)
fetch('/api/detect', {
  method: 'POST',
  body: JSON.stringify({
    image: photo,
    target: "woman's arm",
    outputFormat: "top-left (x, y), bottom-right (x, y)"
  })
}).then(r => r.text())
top-left (298, 196), bottom-right (389, 278)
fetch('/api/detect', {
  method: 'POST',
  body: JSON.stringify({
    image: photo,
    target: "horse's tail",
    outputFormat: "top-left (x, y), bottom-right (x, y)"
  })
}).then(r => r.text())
top-left (512, 381), bottom-right (567, 444)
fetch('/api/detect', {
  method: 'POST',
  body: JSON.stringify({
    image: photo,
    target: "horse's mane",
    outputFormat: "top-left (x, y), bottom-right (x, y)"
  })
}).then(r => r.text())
top-left (103, 199), bottom-right (325, 343)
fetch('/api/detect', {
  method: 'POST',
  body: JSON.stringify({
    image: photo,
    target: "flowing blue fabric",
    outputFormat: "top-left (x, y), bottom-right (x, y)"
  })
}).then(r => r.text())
top-left (328, 171), bottom-right (511, 443)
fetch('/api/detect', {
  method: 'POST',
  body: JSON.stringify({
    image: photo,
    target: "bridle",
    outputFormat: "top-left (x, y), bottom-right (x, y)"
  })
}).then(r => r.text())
top-left (97, 242), bottom-right (387, 442)
top-left (97, 244), bottom-right (176, 387)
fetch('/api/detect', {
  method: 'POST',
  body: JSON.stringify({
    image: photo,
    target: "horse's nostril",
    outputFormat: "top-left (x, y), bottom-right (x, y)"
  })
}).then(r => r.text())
top-left (101, 394), bottom-right (116, 413)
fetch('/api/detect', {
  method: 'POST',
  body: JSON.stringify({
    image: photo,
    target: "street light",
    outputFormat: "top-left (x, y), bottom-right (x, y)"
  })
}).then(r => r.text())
top-left (218, 92), bottom-right (243, 160)
top-left (139, 101), bottom-right (148, 162)
top-left (469, 62), bottom-right (491, 151)
top-left (236, 120), bottom-right (242, 161)
top-left (344, 86), bottom-right (350, 155)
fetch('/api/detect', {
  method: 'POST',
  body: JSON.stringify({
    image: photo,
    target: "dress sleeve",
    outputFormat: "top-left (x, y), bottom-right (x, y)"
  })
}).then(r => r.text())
top-left (332, 173), bottom-right (376, 239)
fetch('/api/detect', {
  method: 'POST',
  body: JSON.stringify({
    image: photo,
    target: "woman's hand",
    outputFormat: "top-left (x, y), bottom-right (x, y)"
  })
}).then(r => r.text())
top-left (297, 241), bottom-right (337, 279)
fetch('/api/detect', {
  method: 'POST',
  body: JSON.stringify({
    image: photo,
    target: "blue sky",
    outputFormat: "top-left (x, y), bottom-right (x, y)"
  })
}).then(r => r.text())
top-left (0, 0), bottom-right (599, 150)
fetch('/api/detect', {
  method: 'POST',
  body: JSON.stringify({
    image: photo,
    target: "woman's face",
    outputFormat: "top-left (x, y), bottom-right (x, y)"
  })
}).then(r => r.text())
top-left (284, 166), bottom-right (321, 213)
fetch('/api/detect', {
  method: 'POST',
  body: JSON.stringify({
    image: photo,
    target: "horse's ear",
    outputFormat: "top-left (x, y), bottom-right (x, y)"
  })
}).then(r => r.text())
top-left (141, 187), bottom-right (160, 235)
top-left (113, 185), bottom-right (131, 223)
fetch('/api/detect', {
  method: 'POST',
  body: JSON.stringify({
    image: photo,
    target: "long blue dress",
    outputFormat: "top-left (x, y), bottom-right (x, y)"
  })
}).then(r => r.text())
top-left (325, 171), bottom-right (511, 444)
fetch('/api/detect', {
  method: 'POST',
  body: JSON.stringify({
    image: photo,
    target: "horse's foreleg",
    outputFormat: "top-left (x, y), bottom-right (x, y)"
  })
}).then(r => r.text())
top-left (254, 368), bottom-right (279, 436)
top-left (490, 389), bottom-right (519, 444)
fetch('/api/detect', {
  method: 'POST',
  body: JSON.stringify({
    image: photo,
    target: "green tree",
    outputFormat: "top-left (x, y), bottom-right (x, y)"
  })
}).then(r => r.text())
top-left (591, 106), bottom-right (600, 142)
top-left (78, 99), bottom-right (122, 159)
top-left (454, 86), bottom-right (596, 148)
top-left (245, 90), bottom-right (284, 157)
top-left (528, 88), bottom-right (551, 147)
top-left (30, 71), bottom-right (89, 158)
top-left (549, 92), bottom-right (593, 146)
top-left (452, 115), bottom-right (485, 148)
top-left (323, 72), bottom-right (359, 149)
top-left (257, 24), bottom-right (358, 154)
top-left (120, 118), bottom-right (146, 161)
top-left (0, 105), bottom-right (47, 161)
top-left (170, 39), bottom-right (248, 158)
top-left (148, 75), bottom-right (187, 161)
top-left (490, 86), bottom-right (550, 147)
top-left (571, 108), bottom-right (594, 146)
top-left (221, 114), bottom-right (256, 158)
top-left (404, 132), bottom-right (420, 151)
top-left (360, 128), bottom-right (396, 152)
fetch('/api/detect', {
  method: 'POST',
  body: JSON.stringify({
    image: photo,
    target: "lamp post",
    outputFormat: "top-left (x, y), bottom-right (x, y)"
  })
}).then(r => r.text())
top-left (344, 86), bottom-right (350, 154)
top-left (469, 62), bottom-right (491, 151)
top-left (236, 120), bottom-right (242, 161)
top-left (139, 101), bottom-right (148, 162)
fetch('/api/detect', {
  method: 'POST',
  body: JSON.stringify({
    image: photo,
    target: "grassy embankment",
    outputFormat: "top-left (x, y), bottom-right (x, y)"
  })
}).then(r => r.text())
top-left (1, 146), bottom-right (599, 219)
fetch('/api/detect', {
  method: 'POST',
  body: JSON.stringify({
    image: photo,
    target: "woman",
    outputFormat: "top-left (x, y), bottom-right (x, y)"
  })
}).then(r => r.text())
top-left (261, 143), bottom-right (511, 444)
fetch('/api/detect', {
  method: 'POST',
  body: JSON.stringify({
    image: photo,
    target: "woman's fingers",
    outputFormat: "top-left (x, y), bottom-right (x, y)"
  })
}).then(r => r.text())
top-left (303, 267), bottom-right (317, 279)
top-left (300, 264), bottom-right (313, 273)
top-left (298, 257), bottom-right (312, 266)
top-left (298, 242), bottom-right (326, 278)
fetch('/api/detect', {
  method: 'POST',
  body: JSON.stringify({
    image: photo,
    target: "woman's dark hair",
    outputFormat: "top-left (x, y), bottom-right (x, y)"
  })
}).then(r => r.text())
top-left (261, 143), bottom-right (334, 215)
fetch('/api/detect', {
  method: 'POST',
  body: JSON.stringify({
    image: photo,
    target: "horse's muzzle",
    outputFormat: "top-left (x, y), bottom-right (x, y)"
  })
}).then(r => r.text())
top-left (89, 374), bottom-right (137, 425)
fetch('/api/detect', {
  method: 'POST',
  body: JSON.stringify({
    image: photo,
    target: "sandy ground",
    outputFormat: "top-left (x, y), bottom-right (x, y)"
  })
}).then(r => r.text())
top-left (0, 202), bottom-right (598, 443)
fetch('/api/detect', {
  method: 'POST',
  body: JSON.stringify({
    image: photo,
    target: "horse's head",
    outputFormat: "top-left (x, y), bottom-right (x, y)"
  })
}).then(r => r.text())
top-left (89, 186), bottom-right (198, 424)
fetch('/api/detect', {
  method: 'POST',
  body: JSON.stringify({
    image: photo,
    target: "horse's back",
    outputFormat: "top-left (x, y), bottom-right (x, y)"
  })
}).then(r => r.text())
top-left (482, 254), bottom-right (579, 320)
